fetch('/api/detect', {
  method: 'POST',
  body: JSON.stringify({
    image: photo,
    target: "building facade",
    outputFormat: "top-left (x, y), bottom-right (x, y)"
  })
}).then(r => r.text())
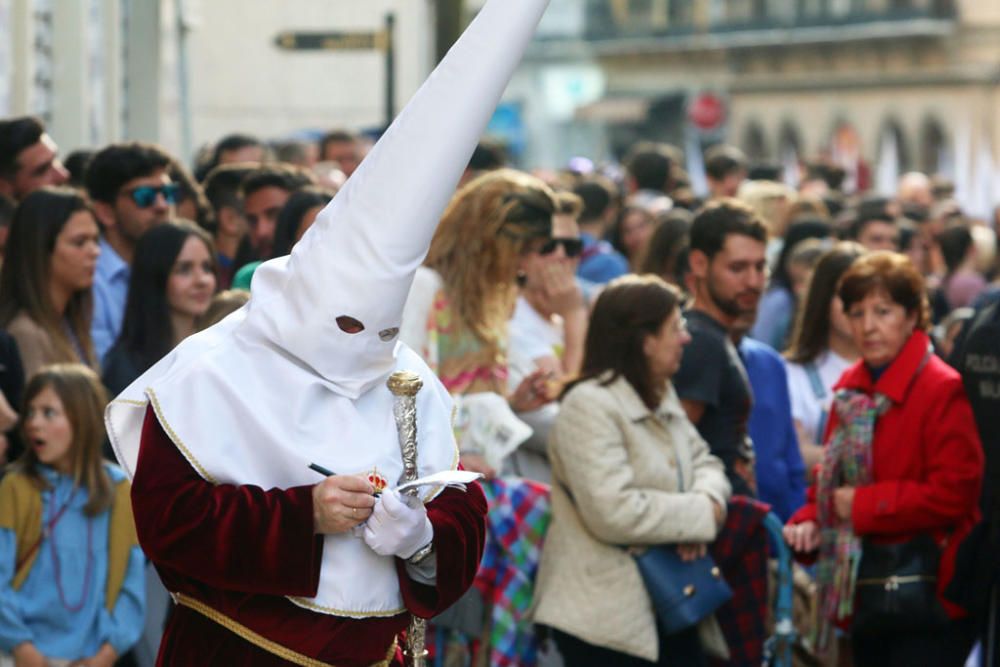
top-left (0, 0), bottom-right (183, 156)
top-left (1, 1), bottom-right (436, 163)
top-left (515, 0), bottom-right (1000, 210)
top-left (186, 0), bottom-right (435, 154)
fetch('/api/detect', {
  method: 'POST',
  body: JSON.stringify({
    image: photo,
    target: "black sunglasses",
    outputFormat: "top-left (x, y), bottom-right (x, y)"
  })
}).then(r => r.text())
top-left (539, 237), bottom-right (584, 258)
top-left (124, 183), bottom-right (180, 208)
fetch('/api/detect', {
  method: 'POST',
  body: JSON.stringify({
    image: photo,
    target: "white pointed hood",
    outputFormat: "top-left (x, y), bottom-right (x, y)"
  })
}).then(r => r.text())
top-left (247, 0), bottom-right (548, 400)
top-left (106, 0), bottom-right (550, 619)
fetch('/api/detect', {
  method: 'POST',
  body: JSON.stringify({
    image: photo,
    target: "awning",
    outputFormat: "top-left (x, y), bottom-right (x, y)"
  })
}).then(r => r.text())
top-left (574, 96), bottom-right (651, 123)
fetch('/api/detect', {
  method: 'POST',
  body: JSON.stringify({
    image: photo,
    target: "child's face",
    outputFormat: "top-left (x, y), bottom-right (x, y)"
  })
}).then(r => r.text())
top-left (24, 387), bottom-right (74, 474)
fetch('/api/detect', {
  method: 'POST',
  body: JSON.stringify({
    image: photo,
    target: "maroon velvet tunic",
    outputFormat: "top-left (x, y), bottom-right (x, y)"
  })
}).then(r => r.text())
top-left (131, 406), bottom-right (487, 666)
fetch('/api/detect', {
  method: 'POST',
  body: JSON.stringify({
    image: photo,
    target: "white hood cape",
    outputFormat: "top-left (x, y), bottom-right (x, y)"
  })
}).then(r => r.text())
top-left (106, 0), bottom-right (550, 618)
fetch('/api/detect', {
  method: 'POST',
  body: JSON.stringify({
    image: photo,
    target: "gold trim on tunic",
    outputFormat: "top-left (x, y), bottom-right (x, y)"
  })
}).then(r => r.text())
top-left (145, 389), bottom-right (219, 484)
top-left (115, 398), bottom-right (148, 406)
top-left (173, 592), bottom-right (397, 667)
top-left (287, 596), bottom-right (408, 618)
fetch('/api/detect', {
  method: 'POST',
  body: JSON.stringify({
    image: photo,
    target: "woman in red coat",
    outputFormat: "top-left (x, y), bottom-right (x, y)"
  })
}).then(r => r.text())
top-left (783, 251), bottom-right (983, 666)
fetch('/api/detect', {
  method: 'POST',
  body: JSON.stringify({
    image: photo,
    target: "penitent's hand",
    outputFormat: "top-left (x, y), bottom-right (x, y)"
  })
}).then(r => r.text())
top-left (363, 489), bottom-right (433, 559)
top-left (313, 475), bottom-right (376, 535)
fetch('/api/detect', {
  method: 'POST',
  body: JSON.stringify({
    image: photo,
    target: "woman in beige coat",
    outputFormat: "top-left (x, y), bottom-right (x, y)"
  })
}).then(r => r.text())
top-left (533, 275), bottom-right (732, 666)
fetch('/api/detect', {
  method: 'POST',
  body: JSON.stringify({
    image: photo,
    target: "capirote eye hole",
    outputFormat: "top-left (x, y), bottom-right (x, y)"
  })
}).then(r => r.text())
top-left (378, 327), bottom-right (400, 342)
top-left (336, 315), bottom-right (365, 334)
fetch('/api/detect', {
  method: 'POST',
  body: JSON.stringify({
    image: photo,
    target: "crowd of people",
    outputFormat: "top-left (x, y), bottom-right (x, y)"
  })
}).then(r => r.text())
top-left (0, 88), bottom-right (998, 666)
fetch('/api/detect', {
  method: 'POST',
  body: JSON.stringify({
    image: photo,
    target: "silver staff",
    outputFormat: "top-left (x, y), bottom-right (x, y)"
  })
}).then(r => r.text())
top-left (387, 370), bottom-right (428, 667)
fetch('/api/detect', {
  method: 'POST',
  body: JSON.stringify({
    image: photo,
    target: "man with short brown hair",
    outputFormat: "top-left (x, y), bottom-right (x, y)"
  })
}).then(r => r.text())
top-left (675, 199), bottom-right (769, 497)
top-left (0, 116), bottom-right (69, 200)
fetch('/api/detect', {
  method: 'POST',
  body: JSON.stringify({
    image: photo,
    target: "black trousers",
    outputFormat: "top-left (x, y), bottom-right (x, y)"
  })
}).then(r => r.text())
top-left (852, 617), bottom-right (977, 667)
top-left (551, 626), bottom-right (706, 667)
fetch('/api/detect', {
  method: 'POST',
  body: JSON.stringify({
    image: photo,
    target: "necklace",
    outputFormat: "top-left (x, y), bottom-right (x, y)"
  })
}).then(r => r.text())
top-left (46, 486), bottom-right (94, 612)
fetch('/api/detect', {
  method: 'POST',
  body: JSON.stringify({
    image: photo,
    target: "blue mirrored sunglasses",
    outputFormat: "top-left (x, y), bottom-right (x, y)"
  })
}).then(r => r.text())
top-left (125, 183), bottom-right (180, 208)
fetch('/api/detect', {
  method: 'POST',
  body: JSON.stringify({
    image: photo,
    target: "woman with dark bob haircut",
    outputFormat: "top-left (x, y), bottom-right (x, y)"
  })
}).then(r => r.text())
top-left (534, 275), bottom-right (731, 665)
top-left (785, 252), bottom-right (983, 665)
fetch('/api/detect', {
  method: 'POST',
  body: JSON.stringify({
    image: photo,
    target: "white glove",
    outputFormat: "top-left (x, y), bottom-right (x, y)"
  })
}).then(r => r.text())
top-left (363, 488), bottom-right (434, 559)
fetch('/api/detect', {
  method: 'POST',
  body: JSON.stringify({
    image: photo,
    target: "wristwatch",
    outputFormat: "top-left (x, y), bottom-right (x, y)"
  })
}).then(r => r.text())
top-left (407, 540), bottom-right (435, 566)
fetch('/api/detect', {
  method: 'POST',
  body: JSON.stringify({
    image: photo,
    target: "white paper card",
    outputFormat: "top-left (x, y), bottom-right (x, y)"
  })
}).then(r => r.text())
top-left (395, 469), bottom-right (484, 494)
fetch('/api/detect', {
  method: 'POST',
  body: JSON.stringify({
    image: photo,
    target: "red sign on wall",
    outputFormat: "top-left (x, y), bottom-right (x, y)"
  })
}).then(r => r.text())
top-left (688, 93), bottom-right (726, 131)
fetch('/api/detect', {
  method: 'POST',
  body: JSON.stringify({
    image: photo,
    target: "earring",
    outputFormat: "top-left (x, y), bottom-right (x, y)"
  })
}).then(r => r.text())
top-left (516, 270), bottom-right (527, 288)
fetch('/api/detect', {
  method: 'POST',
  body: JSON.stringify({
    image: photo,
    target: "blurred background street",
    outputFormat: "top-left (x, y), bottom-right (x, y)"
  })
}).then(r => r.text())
top-left (2, 1), bottom-right (999, 211)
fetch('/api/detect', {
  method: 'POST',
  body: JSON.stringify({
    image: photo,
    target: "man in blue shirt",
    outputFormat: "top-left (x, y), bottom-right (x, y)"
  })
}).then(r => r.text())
top-left (85, 143), bottom-right (176, 364)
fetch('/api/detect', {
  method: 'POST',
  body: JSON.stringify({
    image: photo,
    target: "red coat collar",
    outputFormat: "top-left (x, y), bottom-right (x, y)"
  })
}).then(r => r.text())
top-left (835, 330), bottom-right (933, 403)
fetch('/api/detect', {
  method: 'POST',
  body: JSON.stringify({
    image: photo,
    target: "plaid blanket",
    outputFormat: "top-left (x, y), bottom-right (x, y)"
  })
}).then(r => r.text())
top-left (474, 477), bottom-right (552, 667)
top-left (710, 495), bottom-right (772, 666)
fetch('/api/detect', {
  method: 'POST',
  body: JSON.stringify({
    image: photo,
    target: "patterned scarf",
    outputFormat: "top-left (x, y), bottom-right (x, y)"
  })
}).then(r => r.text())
top-left (813, 388), bottom-right (891, 651)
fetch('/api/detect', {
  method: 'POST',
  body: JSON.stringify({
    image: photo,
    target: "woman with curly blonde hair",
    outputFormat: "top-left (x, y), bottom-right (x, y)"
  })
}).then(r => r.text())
top-left (401, 168), bottom-right (560, 664)
top-left (403, 168), bottom-right (557, 467)
top-left (423, 168), bottom-right (556, 353)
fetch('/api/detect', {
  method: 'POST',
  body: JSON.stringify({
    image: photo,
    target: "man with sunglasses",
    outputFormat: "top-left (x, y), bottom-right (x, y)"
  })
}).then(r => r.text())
top-left (506, 192), bottom-right (589, 482)
top-left (85, 142), bottom-right (177, 364)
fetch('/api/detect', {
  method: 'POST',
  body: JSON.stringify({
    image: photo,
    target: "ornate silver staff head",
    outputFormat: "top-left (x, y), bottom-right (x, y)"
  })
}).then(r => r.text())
top-left (387, 370), bottom-right (423, 491)
top-left (387, 370), bottom-right (428, 666)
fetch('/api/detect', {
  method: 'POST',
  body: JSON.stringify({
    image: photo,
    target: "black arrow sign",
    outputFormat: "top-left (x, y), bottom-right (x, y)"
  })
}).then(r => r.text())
top-left (274, 31), bottom-right (387, 52)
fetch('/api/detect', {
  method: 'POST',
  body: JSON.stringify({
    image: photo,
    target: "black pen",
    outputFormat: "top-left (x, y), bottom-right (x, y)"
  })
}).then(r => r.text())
top-left (309, 463), bottom-right (336, 477)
